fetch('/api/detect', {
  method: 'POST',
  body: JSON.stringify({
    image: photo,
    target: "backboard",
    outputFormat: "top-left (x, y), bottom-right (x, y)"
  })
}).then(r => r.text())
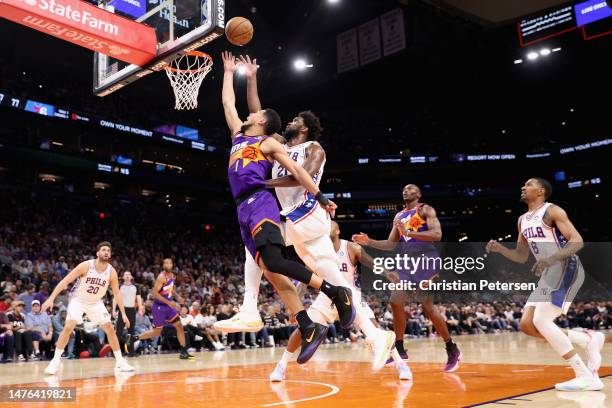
top-left (93, 0), bottom-right (224, 96)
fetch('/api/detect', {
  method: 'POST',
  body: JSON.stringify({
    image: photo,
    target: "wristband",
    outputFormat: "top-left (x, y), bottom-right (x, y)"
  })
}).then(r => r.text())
top-left (314, 191), bottom-right (329, 206)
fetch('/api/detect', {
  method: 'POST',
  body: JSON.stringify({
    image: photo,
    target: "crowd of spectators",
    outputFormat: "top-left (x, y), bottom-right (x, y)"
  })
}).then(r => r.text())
top-left (1, 190), bottom-right (611, 363)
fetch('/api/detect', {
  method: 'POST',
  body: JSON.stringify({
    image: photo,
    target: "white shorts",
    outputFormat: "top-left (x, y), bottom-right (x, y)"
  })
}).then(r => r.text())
top-left (309, 289), bottom-right (375, 325)
top-left (282, 200), bottom-right (330, 246)
top-left (524, 257), bottom-right (584, 315)
top-left (67, 298), bottom-right (111, 325)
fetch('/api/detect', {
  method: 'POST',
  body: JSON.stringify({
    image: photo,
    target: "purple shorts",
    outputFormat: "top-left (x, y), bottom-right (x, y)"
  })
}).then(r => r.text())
top-left (152, 302), bottom-right (179, 328)
top-left (397, 243), bottom-right (440, 284)
top-left (236, 190), bottom-right (283, 261)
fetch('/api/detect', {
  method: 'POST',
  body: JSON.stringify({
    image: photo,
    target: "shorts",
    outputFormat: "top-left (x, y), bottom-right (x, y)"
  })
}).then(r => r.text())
top-left (282, 195), bottom-right (330, 246)
top-left (67, 298), bottom-right (111, 325)
top-left (396, 243), bottom-right (440, 284)
top-left (525, 256), bottom-right (584, 315)
top-left (152, 302), bottom-right (179, 328)
top-left (236, 190), bottom-right (283, 261)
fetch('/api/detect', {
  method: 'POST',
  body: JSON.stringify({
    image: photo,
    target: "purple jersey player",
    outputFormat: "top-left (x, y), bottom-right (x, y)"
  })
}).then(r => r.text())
top-left (127, 258), bottom-right (194, 360)
top-left (353, 184), bottom-right (462, 372)
top-left (220, 51), bottom-right (356, 364)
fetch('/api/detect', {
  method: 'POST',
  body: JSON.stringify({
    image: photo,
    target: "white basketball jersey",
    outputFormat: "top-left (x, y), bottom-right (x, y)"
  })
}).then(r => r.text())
top-left (337, 239), bottom-right (358, 288)
top-left (519, 202), bottom-right (568, 261)
top-left (72, 260), bottom-right (111, 303)
top-left (272, 141), bottom-right (325, 209)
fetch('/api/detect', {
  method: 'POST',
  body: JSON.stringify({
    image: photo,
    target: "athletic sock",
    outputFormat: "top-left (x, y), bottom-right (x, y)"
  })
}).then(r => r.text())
top-left (319, 280), bottom-right (339, 300)
top-left (567, 354), bottom-right (591, 378)
top-left (445, 338), bottom-right (457, 350)
top-left (114, 348), bottom-right (124, 361)
top-left (52, 348), bottom-right (64, 361)
top-left (280, 350), bottom-right (293, 366)
top-left (295, 310), bottom-right (313, 329)
top-left (390, 348), bottom-right (407, 368)
top-left (567, 329), bottom-right (590, 348)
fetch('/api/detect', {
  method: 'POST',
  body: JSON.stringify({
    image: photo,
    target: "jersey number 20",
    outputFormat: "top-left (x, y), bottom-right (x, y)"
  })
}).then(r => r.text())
top-left (86, 286), bottom-right (100, 294)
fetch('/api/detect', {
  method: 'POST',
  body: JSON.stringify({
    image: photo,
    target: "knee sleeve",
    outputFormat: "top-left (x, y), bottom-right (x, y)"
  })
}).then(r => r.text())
top-left (532, 303), bottom-right (573, 356)
top-left (259, 243), bottom-right (313, 284)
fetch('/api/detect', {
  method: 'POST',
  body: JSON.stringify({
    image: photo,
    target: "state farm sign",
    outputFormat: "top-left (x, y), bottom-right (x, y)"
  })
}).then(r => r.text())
top-left (0, 0), bottom-right (156, 66)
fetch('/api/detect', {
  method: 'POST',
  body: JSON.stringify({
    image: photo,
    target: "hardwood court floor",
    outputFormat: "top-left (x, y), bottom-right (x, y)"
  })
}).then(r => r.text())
top-left (0, 332), bottom-right (610, 407)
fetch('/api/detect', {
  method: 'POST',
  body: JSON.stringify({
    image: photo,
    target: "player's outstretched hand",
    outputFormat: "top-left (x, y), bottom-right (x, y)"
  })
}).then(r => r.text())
top-left (122, 314), bottom-right (131, 329)
top-left (238, 55), bottom-right (258, 77)
top-left (41, 298), bottom-right (53, 313)
top-left (324, 200), bottom-right (337, 218)
top-left (486, 240), bottom-right (503, 253)
top-left (221, 51), bottom-right (238, 73)
top-left (352, 232), bottom-right (370, 245)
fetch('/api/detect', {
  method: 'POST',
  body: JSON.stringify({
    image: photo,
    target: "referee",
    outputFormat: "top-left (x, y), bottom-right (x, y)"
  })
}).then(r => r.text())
top-left (113, 271), bottom-right (141, 356)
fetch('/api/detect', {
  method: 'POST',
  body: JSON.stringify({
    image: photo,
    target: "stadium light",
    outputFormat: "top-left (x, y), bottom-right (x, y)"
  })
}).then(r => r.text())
top-left (294, 59), bottom-right (313, 71)
top-left (539, 48), bottom-right (551, 56)
top-left (237, 65), bottom-right (247, 75)
top-left (514, 59), bottom-right (523, 64)
top-left (328, 0), bottom-right (340, 3)
top-left (527, 52), bottom-right (539, 61)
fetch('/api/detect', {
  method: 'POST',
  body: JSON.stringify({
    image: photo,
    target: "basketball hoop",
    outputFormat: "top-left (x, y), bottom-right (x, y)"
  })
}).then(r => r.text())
top-left (165, 51), bottom-right (213, 110)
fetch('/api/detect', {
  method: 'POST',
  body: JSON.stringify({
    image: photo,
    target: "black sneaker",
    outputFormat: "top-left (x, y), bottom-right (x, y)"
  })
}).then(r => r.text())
top-left (125, 334), bottom-right (139, 353)
top-left (297, 323), bottom-right (328, 364)
top-left (332, 286), bottom-right (356, 329)
top-left (179, 349), bottom-right (195, 360)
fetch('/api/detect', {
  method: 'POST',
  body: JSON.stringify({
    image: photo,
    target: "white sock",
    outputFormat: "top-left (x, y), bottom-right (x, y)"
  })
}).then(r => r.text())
top-left (114, 348), bottom-right (124, 362)
top-left (279, 350), bottom-right (293, 366)
top-left (391, 348), bottom-right (407, 368)
top-left (567, 328), bottom-right (590, 348)
top-left (241, 248), bottom-right (263, 314)
top-left (53, 348), bottom-right (64, 361)
top-left (567, 354), bottom-right (591, 378)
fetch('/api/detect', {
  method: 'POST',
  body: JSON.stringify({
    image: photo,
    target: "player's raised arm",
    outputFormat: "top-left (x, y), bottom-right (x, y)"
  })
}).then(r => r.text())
top-left (486, 219), bottom-right (530, 264)
top-left (352, 221), bottom-right (400, 251)
top-left (260, 136), bottom-right (337, 216)
top-left (266, 143), bottom-right (325, 188)
top-left (41, 261), bottom-right (88, 312)
top-left (238, 55), bottom-right (262, 113)
top-left (110, 268), bottom-right (130, 329)
top-left (221, 51), bottom-right (243, 136)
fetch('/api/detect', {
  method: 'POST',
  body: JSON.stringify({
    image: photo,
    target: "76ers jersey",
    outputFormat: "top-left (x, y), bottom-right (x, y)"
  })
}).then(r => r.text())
top-left (337, 239), bottom-right (359, 288)
top-left (519, 202), bottom-right (568, 261)
top-left (71, 260), bottom-right (110, 303)
top-left (272, 141), bottom-right (325, 209)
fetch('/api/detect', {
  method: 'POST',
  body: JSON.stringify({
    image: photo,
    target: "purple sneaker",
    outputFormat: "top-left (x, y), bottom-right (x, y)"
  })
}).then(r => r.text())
top-left (385, 349), bottom-right (408, 367)
top-left (444, 345), bottom-right (461, 372)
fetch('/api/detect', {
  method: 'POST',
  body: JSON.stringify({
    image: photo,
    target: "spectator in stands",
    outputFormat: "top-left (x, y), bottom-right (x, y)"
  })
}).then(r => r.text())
top-left (25, 300), bottom-right (53, 360)
top-left (0, 295), bottom-right (10, 313)
top-left (52, 309), bottom-right (75, 359)
top-left (34, 282), bottom-right (50, 305)
top-left (17, 284), bottom-right (36, 313)
top-left (0, 310), bottom-right (15, 362)
top-left (189, 301), bottom-right (201, 318)
top-left (134, 306), bottom-right (157, 354)
top-left (7, 300), bottom-right (33, 361)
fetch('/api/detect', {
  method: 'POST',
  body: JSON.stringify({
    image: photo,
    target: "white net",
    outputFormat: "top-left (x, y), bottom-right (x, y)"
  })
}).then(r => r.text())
top-left (165, 52), bottom-right (213, 110)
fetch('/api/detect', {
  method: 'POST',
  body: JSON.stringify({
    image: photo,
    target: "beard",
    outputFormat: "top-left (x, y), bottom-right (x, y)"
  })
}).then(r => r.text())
top-left (240, 123), bottom-right (252, 134)
top-left (283, 127), bottom-right (299, 142)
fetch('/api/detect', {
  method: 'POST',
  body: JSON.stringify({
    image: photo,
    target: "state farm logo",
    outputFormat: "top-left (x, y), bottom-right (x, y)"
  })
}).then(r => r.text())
top-left (17, 0), bottom-right (120, 36)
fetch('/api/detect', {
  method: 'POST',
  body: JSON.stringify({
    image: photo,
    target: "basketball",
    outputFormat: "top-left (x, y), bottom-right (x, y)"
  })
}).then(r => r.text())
top-left (79, 351), bottom-right (90, 359)
top-left (225, 17), bottom-right (253, 46)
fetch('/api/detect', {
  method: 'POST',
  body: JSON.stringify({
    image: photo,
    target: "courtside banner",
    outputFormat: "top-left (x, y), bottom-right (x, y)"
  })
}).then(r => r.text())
top-left (0, 0), bottom-right (156, 65)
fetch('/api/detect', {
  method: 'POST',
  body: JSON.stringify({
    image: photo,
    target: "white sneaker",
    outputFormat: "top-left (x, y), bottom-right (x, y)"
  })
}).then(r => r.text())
top-left (44, 359), bottom-right (61, 375)
top-left (269, 363), bottom-right (286, 382)
top-left (555, 375), bottom-right (604, 391)
top-left (398, 363), bottom-right (413, 381)
top-left (115, 359), bottom-right (135, 372)
top-left (214, 312), bottom-right (264, 333)
top-left (368, 330), bottom-right (396, 370)
top-left (586, 331), bottom-right (605, 375)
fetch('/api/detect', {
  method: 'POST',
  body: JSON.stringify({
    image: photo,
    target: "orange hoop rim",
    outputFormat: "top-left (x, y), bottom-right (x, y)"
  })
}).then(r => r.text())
top-left (165, 51), bottom-right (213, 74)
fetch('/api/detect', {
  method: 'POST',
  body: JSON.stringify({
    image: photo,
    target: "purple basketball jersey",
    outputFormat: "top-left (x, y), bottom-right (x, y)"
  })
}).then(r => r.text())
top-left (228, 134), bottom-right (274, 200)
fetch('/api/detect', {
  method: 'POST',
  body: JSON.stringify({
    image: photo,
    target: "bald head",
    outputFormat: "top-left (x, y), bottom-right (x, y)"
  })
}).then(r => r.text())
top-left (402, 184), bottom-right (422, 202)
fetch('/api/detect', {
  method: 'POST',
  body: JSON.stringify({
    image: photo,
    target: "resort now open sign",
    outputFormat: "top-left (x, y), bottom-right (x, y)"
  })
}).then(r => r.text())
top-left (0, 0), bottom-right (156, 65)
